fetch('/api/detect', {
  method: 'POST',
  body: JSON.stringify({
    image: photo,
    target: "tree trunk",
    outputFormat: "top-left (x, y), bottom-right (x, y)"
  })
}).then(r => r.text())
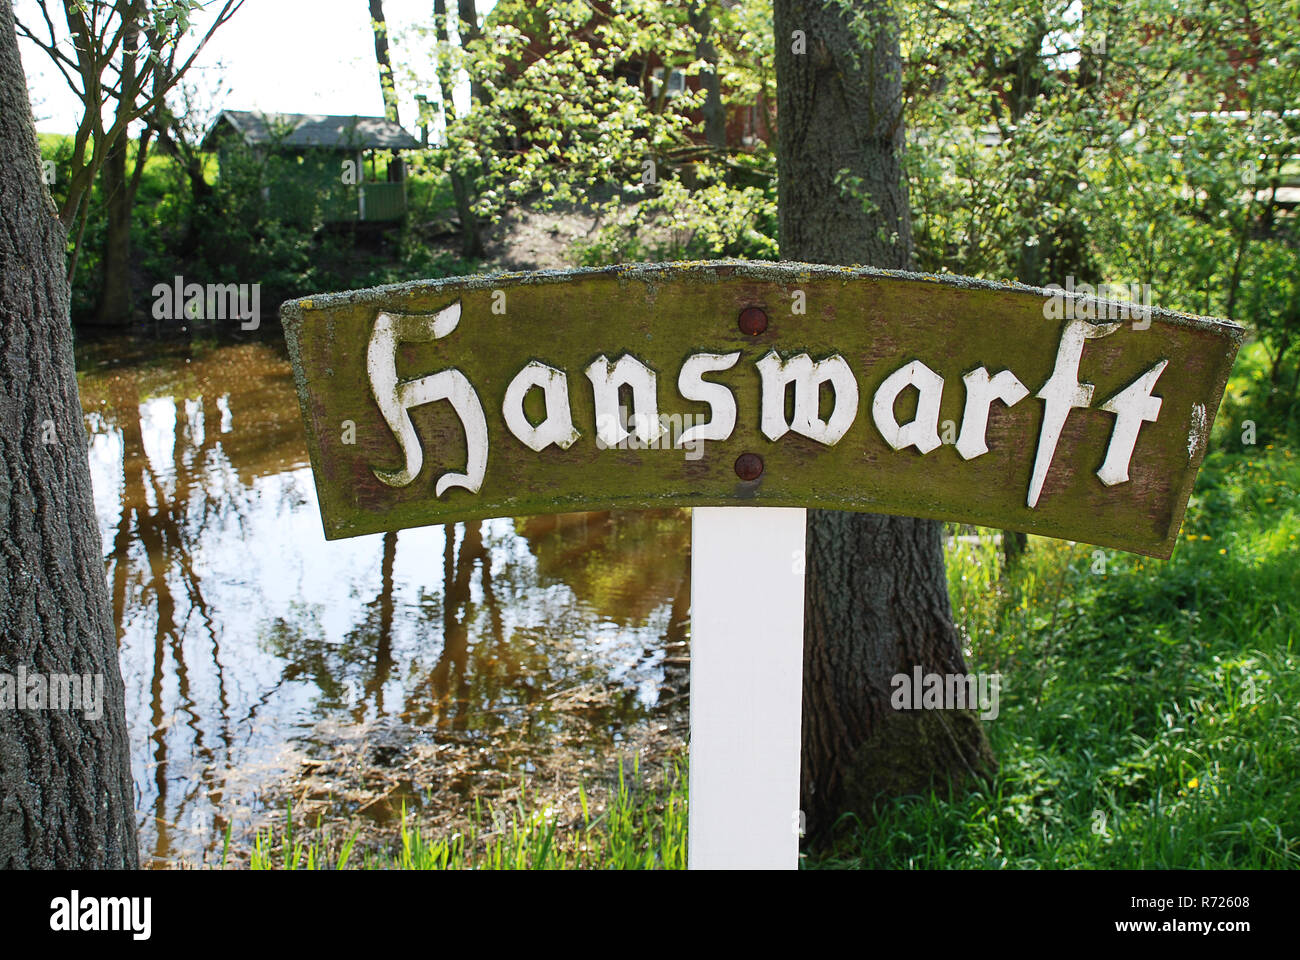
top-left (151, 124), bottom-right (216, 262)
top-left (434, 0), bottom-right (485, 259)
top-left (1003, 529), bottom-right (1028, 568)
top-left (0, 5), bottom-right (138, 868)
top-left (457, 0), bottom-right (491, 108)
top-left (688, 3), bottom-right (727, 151)
top-left (92, 14), bottom-right (142, 328)
top-left (774, 0), bottom-right (995, 839)
top-left (369, 0), bottom-right (401, 124)
top-left (93, 134), bottom-right (134, 326)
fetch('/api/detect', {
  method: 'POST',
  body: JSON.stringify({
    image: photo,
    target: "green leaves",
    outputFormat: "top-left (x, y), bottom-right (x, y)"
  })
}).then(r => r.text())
top-left (421, 0), bottom-right (776, 263)
top-left (903, 0), bottom-right (1300, 417)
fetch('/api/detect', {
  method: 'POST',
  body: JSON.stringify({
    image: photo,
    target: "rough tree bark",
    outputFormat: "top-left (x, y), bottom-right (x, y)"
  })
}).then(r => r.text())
top-left (774, 0), bottom-right (995, 838)
top-left (0, 5), bottom-right (138, 868)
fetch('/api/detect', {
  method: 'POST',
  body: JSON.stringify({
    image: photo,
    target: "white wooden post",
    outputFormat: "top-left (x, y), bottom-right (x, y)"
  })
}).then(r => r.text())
top-left (689, 506), bottom-right (806, 870)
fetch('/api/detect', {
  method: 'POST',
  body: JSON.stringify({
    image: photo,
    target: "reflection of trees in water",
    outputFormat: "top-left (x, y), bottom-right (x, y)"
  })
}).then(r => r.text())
top-left (515, 511), bottom-right (692, 710)
top-left (103, 379), bottom-right (235, 864)
top-left (265, 512), bottom-right (691, 742)
top-left (515, 511), bottom-right (690, 626)
top-left (88, 346), bottom-right (307, 865)
top-left (264, 530), bottom-right (410, 723)
top-left (360, 532), bottom-right (398, 719)
top-left (82, 345), bottom-right (692, 865)
top-left (406, 512), bottom-right (694, 737)
top-left (409, 519), bottom-right (536, 735)
top-left (427, 522), bottom-right (480, 732)
top-left (268, 518), bottom-right (556, 737)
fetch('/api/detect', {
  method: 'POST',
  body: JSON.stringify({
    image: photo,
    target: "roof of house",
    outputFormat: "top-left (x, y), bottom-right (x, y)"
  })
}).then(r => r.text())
top-left (202, 110), bottom-right (421, 151)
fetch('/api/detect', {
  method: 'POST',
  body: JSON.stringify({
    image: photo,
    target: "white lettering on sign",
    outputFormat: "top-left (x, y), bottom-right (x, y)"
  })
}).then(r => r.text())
top-left (587, 353), bottom-right (662, 449)
top-left (1028, 318), bottom-right (1121, 508)
top-left (1096, 359), bottom-right (1168, 486)
top-left (955, 367), bottom-right (1030, 461)
top-left (367, 303), bottom-right (488, 496)
top-left (678, 352), bottom-right (741, 448)
top-left (872, 360), bottom-right (945, 454)
top-left (755, 351), bottom-right (858, 445)
top-left (503, 361), bottom-right (581, 452)
top-left (363, 306), bottom-right (1169, 506)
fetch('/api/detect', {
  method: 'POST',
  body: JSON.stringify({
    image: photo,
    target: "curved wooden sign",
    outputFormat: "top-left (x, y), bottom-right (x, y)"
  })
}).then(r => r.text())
top-left (281, 261), bottom-right (1242, 558)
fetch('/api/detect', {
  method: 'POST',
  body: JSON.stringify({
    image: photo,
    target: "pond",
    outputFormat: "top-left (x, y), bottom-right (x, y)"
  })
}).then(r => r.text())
top-left (77, 339), bottom-right (691, 868)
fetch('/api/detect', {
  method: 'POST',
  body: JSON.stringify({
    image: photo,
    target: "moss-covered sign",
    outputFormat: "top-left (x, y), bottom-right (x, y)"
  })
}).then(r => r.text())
top-left (280, 261), bottom-right (1243, 559)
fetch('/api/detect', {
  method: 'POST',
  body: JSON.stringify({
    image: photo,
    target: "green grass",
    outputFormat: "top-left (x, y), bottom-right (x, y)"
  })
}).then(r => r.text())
top-left (247, 755), bottom-right (687, 870)
top-left (814, 353), bottom-right (1299, 868)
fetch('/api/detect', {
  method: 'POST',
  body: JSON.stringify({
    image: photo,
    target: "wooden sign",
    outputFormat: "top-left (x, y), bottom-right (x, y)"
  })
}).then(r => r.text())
top-left (283, 260), bottom-right (1242, 870)
top-left (281, 261), bottom-right (1242, 559)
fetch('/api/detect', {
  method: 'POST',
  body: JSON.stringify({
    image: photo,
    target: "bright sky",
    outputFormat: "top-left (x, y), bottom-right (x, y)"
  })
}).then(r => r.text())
top-left (17, 0), bottom-right (496, 136)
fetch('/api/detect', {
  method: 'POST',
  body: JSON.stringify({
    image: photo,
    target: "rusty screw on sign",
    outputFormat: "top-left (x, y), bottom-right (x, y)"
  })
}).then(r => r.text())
top-left (738, 305), bottom-right (768, 336)
top-left (735, 452), bottom-right (764, 481)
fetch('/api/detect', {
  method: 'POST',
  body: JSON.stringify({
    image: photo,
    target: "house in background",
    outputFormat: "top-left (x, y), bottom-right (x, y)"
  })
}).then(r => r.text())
top-left (201, 111), bottom-right (421, 224)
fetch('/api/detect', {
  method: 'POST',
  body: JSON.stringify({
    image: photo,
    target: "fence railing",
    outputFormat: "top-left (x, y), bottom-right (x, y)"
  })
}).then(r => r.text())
top-left (357, 181), bottom-right (407, 222)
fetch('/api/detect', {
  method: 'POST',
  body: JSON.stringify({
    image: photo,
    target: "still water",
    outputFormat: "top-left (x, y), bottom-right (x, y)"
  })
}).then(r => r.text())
top-left (77, 341), bottom-right (690, 868)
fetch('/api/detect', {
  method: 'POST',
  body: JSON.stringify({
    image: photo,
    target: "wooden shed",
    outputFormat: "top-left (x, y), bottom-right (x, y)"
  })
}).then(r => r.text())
top-left (202, 110), bottom-right (422, 223)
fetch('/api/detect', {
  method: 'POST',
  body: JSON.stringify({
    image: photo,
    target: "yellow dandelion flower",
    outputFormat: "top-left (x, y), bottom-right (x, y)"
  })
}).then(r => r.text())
top-left (1187, 778), bottom-right (1199, 789)
top-left (1219, 548), bottom-right (1226, 555)
top-left (1200, 535), bottom-right (1212, 541)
